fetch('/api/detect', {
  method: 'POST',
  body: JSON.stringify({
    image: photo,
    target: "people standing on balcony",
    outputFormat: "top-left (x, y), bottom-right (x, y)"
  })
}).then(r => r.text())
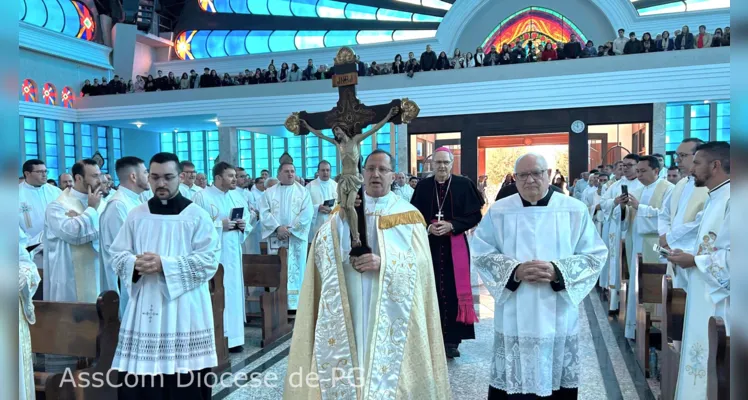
top-left (368, 61), bottom-right (380, 75)
top-left (198, 67), bottom-right (211, 88)
top-left (474, 46), bottom-right (485, 66)
top-left (134, 76), bottom-right (144, 92)
top-left (127, 79), bottom-right (133, 93)
top-left (355, 55), bottom-right (366, 76)
top-left (464, 52), bottom-right (474, 67)
top-left (167, 71), bottom-right (179, 90)
top-left (288, 63), bottom-right (301, 81)
top-left (210, 69), bottom-right (221, 87)
top-left (582, 40), bottom-right (597, 57)
top-left (657, 31), bottom-right (675, 51)
top-left (711, 28), bottom-right (725, 47)
top-left (266, 64), bottom-right (279, 83)
top-left (406, 53), bottom-right (420, 77)
top-left (436, 51), bottom-right (451, 70)
top-left (236, 71), bottom-right (246, 85)
top-left (302, 59), bottom-right (314, 81)
top-left (554, 42), bottom-right (566, 60)
top-left (153, 70), bottom-right (166, 91)
top-left (613, 28), bottom-right (628, 55)
top-left (498, 44), bottom-right (512, 65)
top-left (144, 75), bottom-right (156, 92)
top-left (564, 34), bottom-right (583, 59)
top-left (187, 70), bottom-right (198, 88)
top-left (392, 54), bottom-right (405, 73)
top-left (624, 32), bottom-right (644, 54)
top-left (722, 27), bottom-right (730, 45)
top-left (603, 41), bottom-right (615, 56)
top-left (641, 32), bottom-right (656, 53)
top-left (178, 73), bottom-right (189, 90)
top-left (80, 79), bottom-right (93, 97)
top-left (221, 73), bottom-right (234, 86)
top-left (118, 77), bottom-right (128, 94)
top-left (541, 43), bottom-right (557, 61)
top-left (675, 26), bottom-right (694, 49)
top-left (484, 45), bottom-right (500, 66)
top-left (420, 44), bottom-right (438, 71)
top-left (451, 48), bottom-right (462, 68)
top-left (511, 40), bottom-right (527, 63)
top-left (279, 62), bottom-right (289, 82)
top-left (251, 68), bottom-right (263, 84)
top-left (314, 65), bottom-right (328, 80)
top-left (695, 25), bottom-right (712, 48)
top-left (526, 41), bottom-right (538, 62)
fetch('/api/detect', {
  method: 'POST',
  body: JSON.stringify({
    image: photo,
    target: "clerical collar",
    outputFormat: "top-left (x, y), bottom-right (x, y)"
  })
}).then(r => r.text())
top-left (364, 192), bottom-right (394, 215)
top-left (709, 179), bottom-right (730, 194)
top-left (435, 176), bottom-right (451, 185)
top-left (520, 189), bottom-right (553, 207)
top-left (148, 192), bottom-right (192, 215)
top-left (21, 181), bottom-right (43, 190)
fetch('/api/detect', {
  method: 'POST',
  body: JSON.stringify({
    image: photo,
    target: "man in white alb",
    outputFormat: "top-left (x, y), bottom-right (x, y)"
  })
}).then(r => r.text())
top-left (284, 149), bottom-right (449, 399)
top-left (307, 160), bottom-right (338, 242)
top-left (621, 156), bottom-right (673, 339)
top-left (178, 160), bottom-right (202, 200)
top-left (653, 153), bottom-right (667, 180)
top-left (581, 171), bottom-right (600, 208)
top-left (102, 173), bottom-right (117, 201)
top-left (471, 153), bottom-right (607, 399)
top-left (234, 167), bottom-right (260, 254)
top-left (193, 162), bottom-right (252, 352)
top-left (259, 155), bottom-right (313, 310)
top-left (19, 159), bottom-right (62, 269)
top-left (393, 172), bottom-right (414, 202)
top-left (572, 171), bottom-right (589, 201)
top-left (658, 138), bottom-right (708, 290)
top-left (195, 172), bottom-right (208, 189)
top-left (245, 177), bottom-right (265, 254)
top-left (110, 152), bottom-right (219, 399)
top-left (43, 158), bottom-right (105, 302)
top-left (100, 157), bottom-right (149, 317)
top-left (585, 173), bottom-right (608, 235)
top-left (666, 166), bottom-right (682, 186)
top-left (59, 173), bottom-right (73, 190)
top-left (666, 142), bottom-right (730, 400)
top-left (597, 154), bottom-right (642, 310)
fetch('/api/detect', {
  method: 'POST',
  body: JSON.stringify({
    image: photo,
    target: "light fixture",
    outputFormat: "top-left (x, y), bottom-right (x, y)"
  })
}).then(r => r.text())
top-left (215, 121), bottom-right (221, 126)
top-left (703, 100), bottom-right (710, 104)
top-left (132, 121), bottom-right (145, 129)
top-left (174, 128), bottom-right (179, 133)
top-left (209, 118), bottom-right (221, 126)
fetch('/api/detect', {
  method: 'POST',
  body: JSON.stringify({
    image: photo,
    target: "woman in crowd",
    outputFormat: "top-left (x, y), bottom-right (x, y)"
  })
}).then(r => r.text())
top-left (249, 68), bottom-right (261, 84)
top-left (711, 28), bottom-right (725, 47)
top-left (314, 65), bottom-right (328, 80)
top-left (127, 79), bottom-right (134, 93)
top-left (722, 27), bottom-right (730, 45)
top-left (392, 54), bottom-right (405, 74)
top-left (499, 44), bottom-right (512, 65)
top-left (657, 31), bottom-right (675, 51)
top-left (209, 70), bottom-right (221, 87)
top-left (134, 75), bottom-right (145, 92)
top-left (451, 48), bottom-right (462, 68)
top-left (144, 75), bottom-right (156, 92)
top-left (288, 63), bottom-right (302, 81)
top-left (675, 25), bottom-right (694, 50)
top-left (179, 72), bottom-right (190, 89)
top-left (474, 46), bottom-right (484, 66)
top-left (603, 41), bottom-right (615, 56)
top-left (167, 72), bottom-right (179, 90)
top-left (583, 40), bottom-right (597, 57)
top-left (279, 62), bottom-right (289, 82)
top-left (221, 73), bottom-right (234, 86)
top-left (555, 42), bottom-right (566, 60)
top-left (436, 51), bottom-right (451, 70)
top-left (464, 52), bottom-right (474, 67)
top-left (541, 42), bottom-right (557, 61)
top-left (500, 173), bottom-right (515, 190)
top-left (266, 64), bottom-right (279, 83)
top-left (641, 32), bottom-right (656, 53)
top-left (526, 41), bottom-right (538, 62)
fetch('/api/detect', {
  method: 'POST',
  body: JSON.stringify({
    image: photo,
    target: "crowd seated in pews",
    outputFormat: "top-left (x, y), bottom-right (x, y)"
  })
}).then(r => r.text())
top-left (79, 24), bottom-right (729, 97)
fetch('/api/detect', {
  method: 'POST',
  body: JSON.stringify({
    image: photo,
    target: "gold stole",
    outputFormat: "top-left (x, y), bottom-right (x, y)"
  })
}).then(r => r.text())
top-left (56, 189), bottom-right (99, 302)
top-left (670, 177), bottom-right (708, 223)
top-left (625, 180), bottom-right (671, 263)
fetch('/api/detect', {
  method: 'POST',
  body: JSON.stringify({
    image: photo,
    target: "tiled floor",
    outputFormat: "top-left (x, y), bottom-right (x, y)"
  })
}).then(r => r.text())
top-left (211, 288), bottom-right (656, 399)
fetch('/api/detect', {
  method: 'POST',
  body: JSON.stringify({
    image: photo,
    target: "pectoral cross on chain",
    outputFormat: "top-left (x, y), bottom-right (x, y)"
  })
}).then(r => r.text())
top-left (436, 211), bottom-right (444, 222)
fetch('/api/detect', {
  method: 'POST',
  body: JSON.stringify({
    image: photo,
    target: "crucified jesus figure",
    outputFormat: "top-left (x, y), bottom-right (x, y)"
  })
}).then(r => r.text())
top-left (300, 105), bottom-right (399, 249)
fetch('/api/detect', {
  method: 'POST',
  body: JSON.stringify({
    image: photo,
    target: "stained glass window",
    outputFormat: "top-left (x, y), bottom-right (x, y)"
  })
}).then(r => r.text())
top-left (304, 137), bottom-right (320, 179)
top-left (716, 101), bottom-right (730, 142)
top-left (21, 79), bottom-right (38, 103)
top-left (42, 83), bottom-right (57, 106)
top-left (271, 137), bottom-right (287, 170)
top-left (97, 127), bottom-right (108, 172)
top-left (482, 7), bottom-right (587, 53)
top-left (176, 132), bottom-right (190, 165)
top-left (191, 131), bottom-right (207, 176)
top-left (689, 104), bottom-right (710, 142)
top-left (45, 120), bottom-right (59, 179)
top-left (62, 87), bottom-right (75, 108)
top-left (81, 124), bottom-right (93, 158)
top-left (254, 133), bottom-right (270, 174)
top-left (20, 0), bottom-right (95, 41)
top-left (63, 122), bottom-right (76, 172)
top-left (239, 130), bottom-right (254, 176)
top-left (24, 118), bottom-right (39, 162)
top-left (207, 131), bottom-right (220, 182)
top-left (160, 132), bottom-right (175, 153)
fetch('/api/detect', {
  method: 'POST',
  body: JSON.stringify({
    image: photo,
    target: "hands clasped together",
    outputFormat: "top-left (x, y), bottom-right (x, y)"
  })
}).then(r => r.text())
top-left (428, 221), bottom-right (454, 236)
top-left (135, 252), bottom-right (163, 275)
top-left (515, 261), bottom-right (557, 283)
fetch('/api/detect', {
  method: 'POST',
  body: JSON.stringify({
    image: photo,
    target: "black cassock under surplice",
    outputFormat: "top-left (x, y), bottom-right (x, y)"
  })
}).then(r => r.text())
top-left (411, 175), bottom-right (485, 346)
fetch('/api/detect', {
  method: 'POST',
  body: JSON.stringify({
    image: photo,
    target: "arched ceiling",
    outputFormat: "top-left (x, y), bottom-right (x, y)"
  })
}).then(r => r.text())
top-left (630, 0), bottom-right (729, 16)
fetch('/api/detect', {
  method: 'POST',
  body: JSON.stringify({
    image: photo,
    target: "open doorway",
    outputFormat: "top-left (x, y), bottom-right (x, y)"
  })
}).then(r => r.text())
top-left (588, 123), bottom-right (650, 170)
top-left (409, 132), bottom-right (462, 176)
top-left (478, 133), bottom-right (569, 204)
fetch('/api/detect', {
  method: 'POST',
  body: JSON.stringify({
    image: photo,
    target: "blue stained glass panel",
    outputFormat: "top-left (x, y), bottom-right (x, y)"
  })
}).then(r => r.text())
top-left (690, 104), bottom-right (710, 118)
top-left (189, 30), bottom-right (212, 59)
top-left (291, 0), bottom-right (318, 16)
top-left (317, 0), bottom-right (346, 18)
top-left (225, 31), bottom-right (249, 56)
top-left (82, 135), bottom-right (91, 147)
top-left (63, 122), bottom-right (74, 134)
top-left (60, 0), bottom-right (80, 37)
top-left (45, 119), bottom-right (57, 132)
top-left (296, 31), bottom-right (327, 49)
top-left (24, 118), bottom-right (37, 130)
top-left (345, 4), bottom-right (377, 20)
top-left (213, 0), bottom-right (233, 12)
top-left (666, 105), bottom-right (684, 118)
top-left (412, 14), bottom-right (442, 22)
top-left (324, 31), bottom-right (358, 47)
top-left (269, 31), bottom-right (298, 51)
top-left (268, 0), bottom-right (293, 16)
top-left (26, 144), bottom-right (39, 156)
top-left (421, 0), bottom-right (452, 10)
top-left (206, 30), bottom-right (230, 57)
top-left (25, 131), bottom-right (38, 143)
top-left (248, 0), bottom-right (270, 14)
top-left (393, 30), bottom-right (437, 41)
top-left (377, 9), bottom-right (412, 21)
top-left (246, 30), bottom-right (272, 53)
top-left (44, 0), bottom-right (65, 32)
top-left (229, 0), bottom-right (251, 13)
top-left (357, 30), bottom-right (393, 44)
top-left (23, 0), bottom-right (47, 28)
top-left (45, 132), bottom-right (58, 144)
top-left (691, 117), bottom-right (709, 130)
top-left (65, 145), bottom-right (75, 156)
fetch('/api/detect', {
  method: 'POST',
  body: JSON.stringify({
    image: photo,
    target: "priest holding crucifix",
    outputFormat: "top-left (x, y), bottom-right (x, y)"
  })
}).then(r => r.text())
top-left (411, 147), bottom-right (484, 358)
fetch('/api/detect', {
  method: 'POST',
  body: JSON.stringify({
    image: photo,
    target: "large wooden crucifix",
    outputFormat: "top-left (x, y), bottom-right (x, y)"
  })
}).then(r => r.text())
top-left (285, 46), bottom-right (420, 256)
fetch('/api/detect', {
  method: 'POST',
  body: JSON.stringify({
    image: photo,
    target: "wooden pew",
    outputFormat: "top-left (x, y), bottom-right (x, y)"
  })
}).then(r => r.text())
top-left (33, 268), bottom-right (44, 300)
top-left (660, 276), bottom-right (687, 400)
top-left (618, 239), bottom-right (629, 330)
top-left (242, 247), bottom-right (292, 347)
top-left (260, 242), bottom-right (268, 255)
top-left (635, 254), bottom-right (667, 377)
top-left (210, 264), bottom-right (230, 373)
top-left (31, 291), bottom-right (120, 400)
top-left (707, 316), bottom-right (730, 400)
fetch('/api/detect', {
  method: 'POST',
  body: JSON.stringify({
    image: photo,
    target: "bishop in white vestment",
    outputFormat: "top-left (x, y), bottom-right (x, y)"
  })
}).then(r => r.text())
top-left (100, 157), bottom-right (149, 317)
top-left (19, 228), bottom-right (41, 400)
top-left (307, 161), bottom-right (338, 242)
top-left (43, 160), bottom-right (106, 303)
top-left (19, 160), bottom-right (62, 268)
top-left (598, 155), bottom-right (642, 309)
top-left (621, 157), bottom-right (673, 339)
top-left (658, 139), bottom-right (708, 290)
top-left (110, 153), bottom-right (218, 399)
top-left (284, 150), bottom-right (449, 399)
top-left (666, 142), bottom-right (730, 400)
top-left (471, 154), bottom-right (606, 399)
top-left (193, 162), bottom-right (253, 350)
top-left (259, 162), bottom-right (313, 310)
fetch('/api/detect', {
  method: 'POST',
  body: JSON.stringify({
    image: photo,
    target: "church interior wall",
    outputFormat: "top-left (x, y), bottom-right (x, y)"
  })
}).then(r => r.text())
top-left (20, 49), bottom-right (112, 97)
top-left (121, 129), bottom-right (161, 165)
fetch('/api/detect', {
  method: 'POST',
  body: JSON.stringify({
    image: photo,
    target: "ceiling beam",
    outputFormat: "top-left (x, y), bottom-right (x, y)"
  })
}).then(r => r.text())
top-left (343, 0), bottom-right (447, 17)
top-left (632, 0), bottom-right (685, 10)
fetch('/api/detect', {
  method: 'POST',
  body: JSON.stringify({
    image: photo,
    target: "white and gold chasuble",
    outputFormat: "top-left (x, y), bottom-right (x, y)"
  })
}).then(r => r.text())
top-left (675, 181), bottom-right (730, 400)
top-left (470, 192), bottom-right (607, 396)
top-left (259, 182), bottom-right (314, 310)
top-left (284, 192), bottom-right (450, 400)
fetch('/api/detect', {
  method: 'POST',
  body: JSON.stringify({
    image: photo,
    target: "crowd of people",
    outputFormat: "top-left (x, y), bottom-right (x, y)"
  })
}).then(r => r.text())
top-left (79, 24), bottom-right (730, 97)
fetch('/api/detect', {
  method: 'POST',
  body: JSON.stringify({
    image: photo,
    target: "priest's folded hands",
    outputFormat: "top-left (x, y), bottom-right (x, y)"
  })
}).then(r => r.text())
top-left (276, 226), bottom-right (291, 240)
top-left (515, 261), bottom-right (557, 283)
top-left (350, 253), bottom-right (381, 272)
top-left (134, 252), bottom-right (163, 275)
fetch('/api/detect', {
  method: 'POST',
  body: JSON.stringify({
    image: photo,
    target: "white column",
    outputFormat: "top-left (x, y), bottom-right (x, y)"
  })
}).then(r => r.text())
top-left (396, 123), bottom-right (408, 173)
top-left (218, 126), bottom-right (239, 167)
top-left (652, 103), bottom-right (666, 155)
